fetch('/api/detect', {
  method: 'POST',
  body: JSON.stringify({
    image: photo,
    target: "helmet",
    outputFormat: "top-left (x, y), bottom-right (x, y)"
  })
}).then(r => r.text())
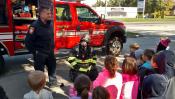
top-left (80, 35), bottom-right (90, 47)
top-left (80, 35), bottom-right (90, 43)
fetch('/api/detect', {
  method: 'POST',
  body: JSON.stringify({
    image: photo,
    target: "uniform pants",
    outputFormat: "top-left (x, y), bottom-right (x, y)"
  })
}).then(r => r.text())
top-left (33, 51), bottom-right (56, 78)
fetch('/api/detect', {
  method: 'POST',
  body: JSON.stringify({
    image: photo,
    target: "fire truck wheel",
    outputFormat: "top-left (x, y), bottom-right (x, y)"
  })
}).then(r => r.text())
top-left (0, 55), bottom-right (5, 74)
top-left (107, 37), bottom-right (122, 56)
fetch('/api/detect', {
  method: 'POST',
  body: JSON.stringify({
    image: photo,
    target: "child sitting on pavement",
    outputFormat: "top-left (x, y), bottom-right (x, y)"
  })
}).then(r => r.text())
top-left (24, 70), bottom-right (53, 99)
top-left (69, 74), bottom-right (92, 99)
top-left (128, 43), bottom-right (144, 59)
top-left (138, 49), bottom-right (155, 85)
top-left (156, 37), bottom-right (171, 53)
top-left (93, 55), bottom-right (122, 99)
top-left (141, 49), bottom-right (155, 69)
top-left (92, 86), bottom-right (110, 99)
top-left (120, 57), bottom-right (139, 99)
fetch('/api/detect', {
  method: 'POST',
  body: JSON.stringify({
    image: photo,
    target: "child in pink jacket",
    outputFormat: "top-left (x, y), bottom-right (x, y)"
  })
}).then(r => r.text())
top-left (93, 55), bottom-right (122, 99)
top-left (120, 57), bottom-right (140, 99)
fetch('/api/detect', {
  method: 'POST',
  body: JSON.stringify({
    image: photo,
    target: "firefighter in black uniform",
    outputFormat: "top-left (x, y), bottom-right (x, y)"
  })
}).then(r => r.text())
top-left (25, 7), bottom-right (58, 87)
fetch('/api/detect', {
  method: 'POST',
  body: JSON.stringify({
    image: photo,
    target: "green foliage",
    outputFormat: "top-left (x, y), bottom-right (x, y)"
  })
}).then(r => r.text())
top-left (121, 0), bottom-right (137, 7)
top-left (164, 0), bottom-right (174, 15)
top-left (107, 0), bottom-right (121, 7)
top-left (145, 0), bottom-right (174, 18)
top-left (107, 0), bottom-right (137, 7)
top-left (93, 0), bottom-right (105, 7)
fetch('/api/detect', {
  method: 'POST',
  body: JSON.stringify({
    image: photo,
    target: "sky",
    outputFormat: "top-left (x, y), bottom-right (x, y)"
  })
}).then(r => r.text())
top-left (82, 0), bottom-right (97, 6)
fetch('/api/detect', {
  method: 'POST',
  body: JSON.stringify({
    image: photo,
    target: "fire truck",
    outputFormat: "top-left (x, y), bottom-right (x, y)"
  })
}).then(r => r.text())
top-left (0, 0), bottom-right (126, 73)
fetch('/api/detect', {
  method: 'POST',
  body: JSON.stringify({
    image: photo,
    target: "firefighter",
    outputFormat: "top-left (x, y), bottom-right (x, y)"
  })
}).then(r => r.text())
top-left (25, 7), bottom-right (58, 87)
top-left (68, 36), bottom-right (98, 81)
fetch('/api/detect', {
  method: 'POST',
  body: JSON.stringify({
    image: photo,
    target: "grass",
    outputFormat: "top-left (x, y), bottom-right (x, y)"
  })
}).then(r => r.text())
top-left (109, 16), bottom-right (175, 23)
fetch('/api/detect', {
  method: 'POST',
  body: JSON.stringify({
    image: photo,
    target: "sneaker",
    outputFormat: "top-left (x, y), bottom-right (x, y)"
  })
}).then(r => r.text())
top-left (48, 76), bottom-right (64, 88)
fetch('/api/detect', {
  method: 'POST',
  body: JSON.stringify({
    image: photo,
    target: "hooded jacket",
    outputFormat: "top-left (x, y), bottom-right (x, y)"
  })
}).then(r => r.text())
top-left (142, 50), bottom-right (175, 99)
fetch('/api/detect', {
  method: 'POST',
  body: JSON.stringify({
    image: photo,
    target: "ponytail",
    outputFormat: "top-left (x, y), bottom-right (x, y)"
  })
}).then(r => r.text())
top-left (81, 88), bottom-right (89, 99)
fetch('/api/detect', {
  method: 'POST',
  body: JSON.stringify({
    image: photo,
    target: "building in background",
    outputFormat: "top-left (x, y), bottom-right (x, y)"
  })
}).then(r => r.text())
top-left (93, 7), bottom-right (137, 18)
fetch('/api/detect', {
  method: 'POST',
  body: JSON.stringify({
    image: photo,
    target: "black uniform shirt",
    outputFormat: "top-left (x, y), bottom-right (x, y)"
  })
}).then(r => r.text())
top-left (25, 19), bottom-right (54, 54)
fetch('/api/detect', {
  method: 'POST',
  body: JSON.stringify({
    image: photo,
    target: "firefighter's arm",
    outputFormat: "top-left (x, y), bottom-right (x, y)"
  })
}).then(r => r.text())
top-left (91, 48), bottom-right (97, 60)
top-left (25, 26), bottom-right (37, 53)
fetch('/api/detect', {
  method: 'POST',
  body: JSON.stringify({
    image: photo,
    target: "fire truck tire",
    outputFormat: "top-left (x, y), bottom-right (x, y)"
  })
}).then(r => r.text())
top-left (106, 37), bottom-right (122, 56)
top-left (0, 55), bottom-right (5, 74)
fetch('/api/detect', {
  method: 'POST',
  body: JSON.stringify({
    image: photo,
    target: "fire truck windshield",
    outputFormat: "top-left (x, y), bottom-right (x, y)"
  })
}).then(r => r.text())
top-left (56, 4), bottom-right (72, 21)
top-left (76, 6), bottom-right (100, 23)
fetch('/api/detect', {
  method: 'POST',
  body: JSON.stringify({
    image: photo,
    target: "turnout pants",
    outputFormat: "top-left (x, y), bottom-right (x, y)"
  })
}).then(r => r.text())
top-left (33, 51), bottom-right (56, 80)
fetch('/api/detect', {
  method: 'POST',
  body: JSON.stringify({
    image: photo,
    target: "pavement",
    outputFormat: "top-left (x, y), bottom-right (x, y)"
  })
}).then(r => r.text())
top-left (125, 23), bottom-right (175, 36)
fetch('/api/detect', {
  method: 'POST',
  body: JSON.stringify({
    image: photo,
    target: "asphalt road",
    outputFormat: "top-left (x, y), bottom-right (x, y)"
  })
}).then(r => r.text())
top-left (1, 23), bottom-right (175, 99)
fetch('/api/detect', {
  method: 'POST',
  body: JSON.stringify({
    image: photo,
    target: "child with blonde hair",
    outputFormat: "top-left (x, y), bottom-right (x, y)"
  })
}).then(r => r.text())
top-left (24, 70), bottom-right (53, 99)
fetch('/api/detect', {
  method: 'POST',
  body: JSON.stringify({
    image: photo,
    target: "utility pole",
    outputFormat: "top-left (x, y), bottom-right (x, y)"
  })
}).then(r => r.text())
top-left (105, 0), bottom-right (107, 15)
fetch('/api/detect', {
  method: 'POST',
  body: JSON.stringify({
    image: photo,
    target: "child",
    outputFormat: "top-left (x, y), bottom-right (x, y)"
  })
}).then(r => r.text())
top-left (24, 71), bottom-right (53, 99)
top-left (156, 37), bottom-right (171, 53)
top-left (128, 43), bottom-right (143, 59)
top-left (69, 74), bottom-right (92, 99)
top-left (138, 49), bottom-right (155, 81)
top-left (141, 49), bottom-right (155, 69)
top-left (92, 86), bottom-right (110, 99)
top-left (142, 50), bottom-right (175, 98)
top-left (120, 57), bottom-right (139, 99)
top-left (93, 55), bottom-right (122, 99)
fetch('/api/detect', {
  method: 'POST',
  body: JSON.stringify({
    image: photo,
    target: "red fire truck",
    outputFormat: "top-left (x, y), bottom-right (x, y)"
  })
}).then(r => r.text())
top-left (0, 0), bottom-right (126, 72)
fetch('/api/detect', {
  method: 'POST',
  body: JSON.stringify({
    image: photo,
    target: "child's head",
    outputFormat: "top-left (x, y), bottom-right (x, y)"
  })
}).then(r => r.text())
top-left (104, 55), bottom-right (119, 78)
top-left (92, 86), bottom-right (110, 99)
top-left (151, 54), bottom-right (158, 69)
top-left (74, 74), bottom-right (91, 99)
top-left (122, 57), bottom-right (138, 75)
top-left (160, 37), bottom-right (171, 47)
top-left (151, 50), bottom-right (175, 74)
top-left (28, 70), bottom-right (46, 92)
top-left (157, 37), bottom-right (171, 52)
top-left (142, 49), bottom-right (155, 61)
top-left (129, 43), bottom-right (140, 52)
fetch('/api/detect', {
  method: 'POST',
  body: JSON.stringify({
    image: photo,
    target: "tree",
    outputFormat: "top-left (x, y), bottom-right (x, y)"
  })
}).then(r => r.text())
top-left (164, 0), bottom-right (174, 15)
top-left (107, 0), bottom-right (137, 7)
top-left (107, 0), bottom-right (121, 7)
top-left (93, 0), bottom-right (105, 7)
top-left (121, 0), bottom-right (137, 7)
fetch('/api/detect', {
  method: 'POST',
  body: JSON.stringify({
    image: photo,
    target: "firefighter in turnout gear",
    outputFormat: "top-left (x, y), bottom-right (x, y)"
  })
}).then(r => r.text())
top-left (67, 36), bottom-right (98, 81)
top-left (25, 7), bottom-right (60, 87)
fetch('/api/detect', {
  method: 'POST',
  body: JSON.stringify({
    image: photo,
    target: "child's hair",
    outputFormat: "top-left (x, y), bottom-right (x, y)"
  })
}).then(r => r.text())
top-left (143, 49), bottom-right (155, 60)
top-left (74, 74), bottom-right (91, 99)
top-left (104, 55), bottom-right (118, 78)
top-left (28, 71), bottom-right (46, 91)
top-left (92, 86), bottom-right (110, 99)
top-left (122, 57), bottom-right (138, 75)
top-left (151, 54), bottom-right (158, 68)
top-left (129, 43), bottom-right (140, 50)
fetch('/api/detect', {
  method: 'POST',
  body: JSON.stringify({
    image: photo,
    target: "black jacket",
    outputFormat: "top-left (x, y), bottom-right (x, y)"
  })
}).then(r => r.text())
top-left (25, 19), bottom-right (54, 54)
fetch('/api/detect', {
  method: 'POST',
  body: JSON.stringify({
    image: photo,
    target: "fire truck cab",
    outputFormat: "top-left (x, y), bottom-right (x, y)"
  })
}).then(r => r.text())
top-left (0, 0), bottom-right (126, 73)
